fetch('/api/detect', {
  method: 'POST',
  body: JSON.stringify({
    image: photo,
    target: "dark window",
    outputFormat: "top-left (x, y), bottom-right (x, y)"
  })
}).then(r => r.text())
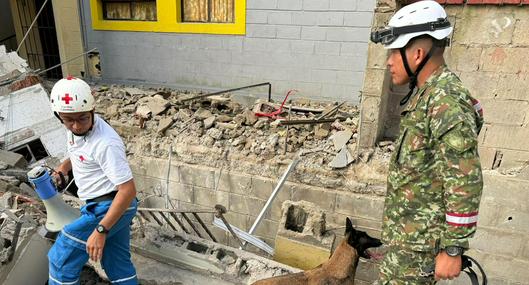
top-left (102, 0), bottom-right (157, 21)
top-left (182, 0), bottom-right (234, 23)
top-left (11, 139), bottom-right (48, 163)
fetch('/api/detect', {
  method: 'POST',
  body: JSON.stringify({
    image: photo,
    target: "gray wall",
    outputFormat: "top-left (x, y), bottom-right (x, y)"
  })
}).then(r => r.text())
top-left (0, 1), bottom-right (16, 51)
top-left (81, 0), bottom-right (375, 103)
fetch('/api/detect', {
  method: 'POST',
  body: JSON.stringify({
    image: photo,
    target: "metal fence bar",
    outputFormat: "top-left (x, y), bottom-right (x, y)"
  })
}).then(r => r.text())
top-left (192, 213), bottom-right (217, 242)
top-left (158, 212), bottom-right (178, 232)
top-left (180, 213), bottom-right (203, 238)
top-left (169, 212), bottom-right (190, 234)
top-left (147, 211), bottom-right (163, 226)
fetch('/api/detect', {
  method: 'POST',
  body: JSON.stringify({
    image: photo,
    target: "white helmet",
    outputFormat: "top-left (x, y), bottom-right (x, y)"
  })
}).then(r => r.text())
top-left (371, 0), bottom-right (453, 49)
top-left (50, 76), bottom-right (95, 113)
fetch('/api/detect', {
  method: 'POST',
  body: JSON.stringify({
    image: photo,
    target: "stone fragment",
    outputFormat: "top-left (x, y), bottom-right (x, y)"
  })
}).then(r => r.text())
top-left (147, 96), bottom-right (170, 116)
top-left (314, 124), bottom-right (330, 139)
top-left (233, 114), bottom-right (245, 125)
top-left (329, 147), bottom-right (355, 169)
top-left (331, 130), bottom-right (353, 151)
top-left (122, 104), bottom-right (136, 113)
top-left (194, 108), bottom-right (213, 120)
top-left (157, 118), bottom-right (174, 134)
top-left (203, 116), bottom-right (216, 129)
top-left (0, 150), bottom-right (27, 168)
top-left (216, 115), bottom-right (232, 122)
top-left (106, 105), bottom-right (119, 118)
top-left (123, 87), bottom-right (145, 96)
top-left (254, 119), bottom-right (267, 129)
top-left (135, 105), bottom-right (152, 118)
top-left (206, 128), bottom-right (223, 140)
top-left (244, 110), bottom-right (258, 126)
top-left (216, 122), bottom-right (237, 130)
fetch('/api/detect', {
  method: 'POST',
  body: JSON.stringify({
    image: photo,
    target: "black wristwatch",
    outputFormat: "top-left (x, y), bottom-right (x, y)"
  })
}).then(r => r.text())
top-left (444, 246), bottom-right (464, 257)
top-left (96, 224), bottom-right (109, 234)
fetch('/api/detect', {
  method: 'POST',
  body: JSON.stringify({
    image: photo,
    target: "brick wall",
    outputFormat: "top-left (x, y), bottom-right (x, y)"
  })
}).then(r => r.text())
top-left (358, 1), bottom-right (529, 284)
top-left (81, 0), bottom-right (376, 103)
top-left (129, 155), bottom-right (384, 283)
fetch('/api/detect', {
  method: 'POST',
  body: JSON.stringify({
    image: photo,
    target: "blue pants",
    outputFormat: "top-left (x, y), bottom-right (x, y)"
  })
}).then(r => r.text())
top-left (48, 199), bottom-right (138, 285)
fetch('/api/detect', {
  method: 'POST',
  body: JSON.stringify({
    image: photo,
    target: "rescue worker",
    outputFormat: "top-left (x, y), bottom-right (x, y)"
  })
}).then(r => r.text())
top-left (48, 76), bottom-right (138, 284)
top-left (370, 1), bottom-right (484, 283)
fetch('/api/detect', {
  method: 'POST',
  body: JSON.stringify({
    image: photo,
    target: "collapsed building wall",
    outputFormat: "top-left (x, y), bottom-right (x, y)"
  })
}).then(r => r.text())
top-left (358, 1), bottom-right (529, 284)
top-left (80, 0), bottom-right (376, 103)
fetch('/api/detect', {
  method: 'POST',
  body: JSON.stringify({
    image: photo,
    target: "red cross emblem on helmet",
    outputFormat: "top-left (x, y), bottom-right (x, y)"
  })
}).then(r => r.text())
top-left (61, 93), bottom-right (73, 105)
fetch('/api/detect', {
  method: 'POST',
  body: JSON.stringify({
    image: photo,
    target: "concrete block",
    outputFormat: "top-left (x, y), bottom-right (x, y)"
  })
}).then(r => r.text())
top-left (274, 235), bottom-right (331, 269)
top-left (276, 26), bottom-right (301, 39)
top-left (0, 150), bottom-right (27, 168)
top-left (497, 149), bottom-right (529, 170)
top-left (302, 0), bottom-right (329, 10)
top-left (474, 253), bottom-right (529, 284)
top-left (311, 69), bottom-right (337, 83)
top-left (453, 15), bottom-right (515, 46)
top-left (521, 239), bottom-right (529, 260)
top-left (481, 47), bottom-right (529, 73)
top-left (132, 157), bottom-right (169, 180)
top-left (448, 45), bottom-right (482, 72)
top-left (168, 182), bottom-right (194, 203)
top-left (250, 177), bottom-right (276, 200)
top-left (194, 187), bottom-right (229, 208)
top-left (291, 40), bottom-right (315, 54)
top-left (247, 217), bottom-right (279, 240)
top-left (223, 211), bottom-right (248, 230)
top-left (343, 12), bottom-right (373, 27)
top-left (329, 0), bottom-right (357, 11)
top-left (247, 24), bottom-right (276, 38)
top-left (334, 192), bottom-right (385, 220)
top-left (336, 71), bottom-right (364, 85)
top-left (301, 26), bottom-right (327, 41)
top-left (291, 186), bottom-right (336, 211)
top-left (243, 38), bottom-right (271, 52)
top-left (229, 193), bottom-right (266, 216)
top-left (179, 165), bottom-right (216, 189)
top-left (247, 0), bottom-right (277, 9)
top-left (513, 18), bottom-right (529, 46)
top-left (356, 0), bottom-right (376, 11)
top-left (315, 41), bottom-right (341, 55)
top-left (470, 227), bottom-right (525, 257)
top-left (479, 99), bottom-right (528, 126)
top-left (217, 171), bottom-right (252, 194)
top-left (326, 212), bottom-right (382, 237)
top-left (277, 0), bottom-right (302, 10)
top-left (316, 12), bottom-right (344, 26)
top-left (246, 10), bottom-right (268, 24)
top-left (478, 146), bottom-right (497, 170)
top-left (366, 42), bottom-right (388, 69)
top-left (292, 11), bottom-right (318, 26)
top-left (482, 125), bottom-right (529, 150)
top-left (267, 11), bottom-right (292, 25)
top-left (341, 42), bottom-right (369, 57)
top-left (326, 27), bottom-right (371, 42)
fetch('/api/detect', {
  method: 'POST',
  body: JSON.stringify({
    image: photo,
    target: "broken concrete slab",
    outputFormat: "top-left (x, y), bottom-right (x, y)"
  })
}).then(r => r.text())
top-left (157, 117), bottom-right (174, 134)
top-left (329, 146), bottom-right (355, 169)
top-left (0, 150), bottom-right (27, 169)
top-left (0, 45), bottom-right (29, 82)
top-left (147, 97), bottom-right (170, 116)
top-left (331, 130), bottom-right (353, 151)
top-left (203, 116), bottom-right (216, 129)
top-left (314, 124), bottom-right (331, 139)
top-left (194, 108), bottom-right (213, 120)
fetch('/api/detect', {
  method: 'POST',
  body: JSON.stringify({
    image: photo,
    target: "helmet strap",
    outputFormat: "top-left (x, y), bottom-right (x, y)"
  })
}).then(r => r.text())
top-left (54, 112), bottom-right (63, 123)
top-left (398, 45), bottom-right (437, 106)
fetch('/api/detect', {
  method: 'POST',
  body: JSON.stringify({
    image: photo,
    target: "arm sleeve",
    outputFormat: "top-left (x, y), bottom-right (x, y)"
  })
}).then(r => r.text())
top-left (430, 99), bottom-right (484, 249)
top-left (95, 143), bottom-right (133, 186)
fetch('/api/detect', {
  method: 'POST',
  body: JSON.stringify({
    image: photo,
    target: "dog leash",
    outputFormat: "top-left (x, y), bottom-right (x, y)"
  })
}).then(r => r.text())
top-left (421, 255), bottom-right (487, 285)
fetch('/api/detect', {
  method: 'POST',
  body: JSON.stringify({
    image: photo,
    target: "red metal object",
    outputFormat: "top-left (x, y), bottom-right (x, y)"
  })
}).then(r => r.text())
top-left (255, 89), bottom-right (298, 119)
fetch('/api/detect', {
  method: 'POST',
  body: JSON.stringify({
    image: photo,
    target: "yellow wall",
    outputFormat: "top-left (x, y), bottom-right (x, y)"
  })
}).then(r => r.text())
top-left (52, 0), bottom-right (85, 77)
top-left (90, 0), bottom-right (245, 35)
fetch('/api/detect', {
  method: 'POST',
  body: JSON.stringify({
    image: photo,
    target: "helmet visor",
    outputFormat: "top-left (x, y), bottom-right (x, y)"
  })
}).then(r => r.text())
top-left (370, 18), bottom-right (451, 46)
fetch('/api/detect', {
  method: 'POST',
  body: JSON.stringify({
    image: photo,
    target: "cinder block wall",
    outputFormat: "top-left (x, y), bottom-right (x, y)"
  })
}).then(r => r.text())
top-left (81, 0), bottom-right (375, 103)
top-left (130, 155), bottom-right (384, 284)
top-left (358, 1), bottom-right (529, 284)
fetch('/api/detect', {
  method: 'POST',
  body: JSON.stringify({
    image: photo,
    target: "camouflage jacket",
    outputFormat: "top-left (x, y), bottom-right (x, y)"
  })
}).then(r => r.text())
top-left (382, 65), bottom-right (484, 252)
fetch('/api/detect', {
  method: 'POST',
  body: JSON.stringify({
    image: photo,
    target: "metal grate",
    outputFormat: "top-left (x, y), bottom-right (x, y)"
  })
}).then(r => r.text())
top-left (15, 0), bottom-right (62, 79)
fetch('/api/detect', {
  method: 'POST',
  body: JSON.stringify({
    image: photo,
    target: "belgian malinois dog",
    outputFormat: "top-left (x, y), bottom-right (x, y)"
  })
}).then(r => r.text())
top-left (252, 217), bottom-right (382, 285)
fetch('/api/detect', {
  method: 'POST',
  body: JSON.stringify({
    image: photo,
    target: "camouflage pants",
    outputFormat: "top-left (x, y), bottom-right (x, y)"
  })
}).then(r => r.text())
top-left (376, 246), bottom-right (436, 285)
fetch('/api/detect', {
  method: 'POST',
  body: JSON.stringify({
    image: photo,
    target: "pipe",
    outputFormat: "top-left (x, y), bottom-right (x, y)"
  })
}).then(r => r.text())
top-left (180, 82), bottom-right (272, 102)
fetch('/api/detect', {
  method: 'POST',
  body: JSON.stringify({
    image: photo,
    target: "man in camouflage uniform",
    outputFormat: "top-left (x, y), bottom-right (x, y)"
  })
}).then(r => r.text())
top-left (370, 1), bottom-right (484, 283)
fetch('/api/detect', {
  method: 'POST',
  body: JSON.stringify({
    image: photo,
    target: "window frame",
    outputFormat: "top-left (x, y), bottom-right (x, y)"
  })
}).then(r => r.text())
top-left (90, 0), bottom-right (245, 35)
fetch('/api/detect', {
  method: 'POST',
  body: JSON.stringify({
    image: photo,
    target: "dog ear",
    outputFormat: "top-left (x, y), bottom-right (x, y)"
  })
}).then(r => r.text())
top-left (345, 217), bottom-right (354, 235)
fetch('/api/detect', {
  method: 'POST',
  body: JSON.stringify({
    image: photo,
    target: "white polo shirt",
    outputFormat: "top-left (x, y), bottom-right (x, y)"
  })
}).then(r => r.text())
top-left (67, 115), bottom-right (133, 201)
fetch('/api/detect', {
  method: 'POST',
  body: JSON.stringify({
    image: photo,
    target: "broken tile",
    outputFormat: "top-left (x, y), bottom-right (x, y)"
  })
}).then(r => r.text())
top-left (332, 130), bottom-right (353, 151)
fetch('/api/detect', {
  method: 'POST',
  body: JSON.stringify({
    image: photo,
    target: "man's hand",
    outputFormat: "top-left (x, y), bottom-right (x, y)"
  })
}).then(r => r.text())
top-left (435, 251), bottom-right (462, 280)
top-left (86, 230), bottom-right (106, 262)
